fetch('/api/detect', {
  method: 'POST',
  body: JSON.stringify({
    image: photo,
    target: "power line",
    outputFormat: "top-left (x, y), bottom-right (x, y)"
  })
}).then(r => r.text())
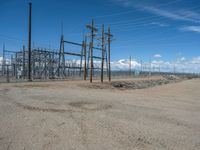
top-left (93, 0), bottom-right (182, 19)
top-left (0, 34), bottom-right (26, 43)
top-left (95, 5), bottom-right (200, 29)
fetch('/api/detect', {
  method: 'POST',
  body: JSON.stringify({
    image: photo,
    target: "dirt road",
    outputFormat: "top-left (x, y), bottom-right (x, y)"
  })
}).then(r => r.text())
top-left (0, 78), bottom-right (200, 150)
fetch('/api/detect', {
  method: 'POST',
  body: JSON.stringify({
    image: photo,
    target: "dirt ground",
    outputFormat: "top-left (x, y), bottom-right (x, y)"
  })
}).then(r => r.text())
top-left (0, 77), bottom-right (200, 150)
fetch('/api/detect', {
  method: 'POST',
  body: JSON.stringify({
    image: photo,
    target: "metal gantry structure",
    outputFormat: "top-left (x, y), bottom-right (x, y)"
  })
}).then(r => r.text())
top-left (0, 3), bottom-right (113, 83)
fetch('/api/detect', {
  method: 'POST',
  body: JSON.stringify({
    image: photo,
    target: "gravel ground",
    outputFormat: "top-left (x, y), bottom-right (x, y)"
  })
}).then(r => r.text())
top-left (0, 77), bottom-right (200, 150)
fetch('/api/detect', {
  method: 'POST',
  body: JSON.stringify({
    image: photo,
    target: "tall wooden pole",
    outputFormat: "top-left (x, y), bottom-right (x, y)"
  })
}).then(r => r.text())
top-left (101, 24), bottom-right (104, 83)
top-left (86, 19), bottom-right (98, 82)
top-left (129, 55), bottom-right (132, 76)
top-left (2, 44), bottom-right (5, 76)
top-left (23, 45), bottom-right (25, 79)
top-left (90, 19), bottom-right (94, 83)
top-left (108, 27), bottom-right (111, 82)
top-left (28, 2), bottom-right (32, 81)
top-left (149, 59), bottom-right (151, 77)
top-left (83, 38), bottom-right (87, 80)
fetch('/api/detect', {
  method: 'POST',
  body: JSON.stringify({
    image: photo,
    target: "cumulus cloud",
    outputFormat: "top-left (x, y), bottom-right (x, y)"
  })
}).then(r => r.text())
top-left (180, 57), bottom-right (185, 61)
top-left (1, 56), bottom-right (200, 73)
top-left (111, 59), bottom-right (140, 70)
top-left (109, 56), bottom-right (200, 73)
top-left (54, 55), bottom-right (200, 73)
top-left (0, 56), bottom-right (11, 65)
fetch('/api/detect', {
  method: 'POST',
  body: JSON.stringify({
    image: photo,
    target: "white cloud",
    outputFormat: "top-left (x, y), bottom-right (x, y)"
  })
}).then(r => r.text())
top-left (150, 22), bottom-right (169, 27)
top-left (0, 56), bottom-right (11, 65)
top-left (142, 6), bottom-right (200, 23)
top-left (143, 6), bottom-right (185, 20)
top-left (1, 56), bottom-right (200, 73)
top-left (191, 56), bottom-right (200, 64)
top-left (111, 59), bottom-right (140, 70)
top-left (180, 10), bottom-right (200, 20)
top-left (112, 0), bottom-right (200, 23)
top-left (179, 26), bottom-right (200, 33)
top-left (109, 56), bottom-right (200, 73)
top-left (153, 54), bottom-right (162, 58)
top-left (180, 57), bottom-right (185, 61)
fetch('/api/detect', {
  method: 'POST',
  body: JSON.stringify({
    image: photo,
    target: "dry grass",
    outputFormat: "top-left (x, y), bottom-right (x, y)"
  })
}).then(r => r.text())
top-left (83, 75), bottom-right (183, 90)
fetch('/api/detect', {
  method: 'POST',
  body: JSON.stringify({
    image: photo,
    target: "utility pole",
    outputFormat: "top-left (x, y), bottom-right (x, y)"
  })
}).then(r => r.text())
top-left (80, 41), bottom-right (84, 77)
top-left (90, 27), bottom-right (93, 83)
top-left (28, 2), bottom-right (32, 81)
top-left (105, 27), bottom-right (113, 82)
top-left (15, 53), bottom-right (17, 78)
top-left (59, 22), bottom-right (65, 78)
top-left (159, 64), bottom-right (161, 74)
top-left (44, 48), bottom-right (47, 79)
top-left (140, 60), bottom-right (143, 74)
top-left (129, 55), bottom-right (132, 76)
top-left (174, 63), bottom-right (176, 75)
top-left (83, 37), bottom-right (87, 80)
top-left (2, 44), bottom-right (5, 76)
top-left (149, 59), bottom-right (152, 77)
top-left (90, 19), bottom-right (94, 83)
top-left (105, 45), bottom-right (109, 77)
top-left (6, 65), bottom-right (9, 83)
top-left (23, 45), bottom-right (25, 79)
top-left (86, 19), bottom-right (97, 83)
top-left (101, 24), bottom-right (105, 83)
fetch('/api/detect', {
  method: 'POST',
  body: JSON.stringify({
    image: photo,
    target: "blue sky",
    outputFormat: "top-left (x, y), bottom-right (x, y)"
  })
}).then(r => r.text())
top-left (0, 0), bottom-right (200, 71)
